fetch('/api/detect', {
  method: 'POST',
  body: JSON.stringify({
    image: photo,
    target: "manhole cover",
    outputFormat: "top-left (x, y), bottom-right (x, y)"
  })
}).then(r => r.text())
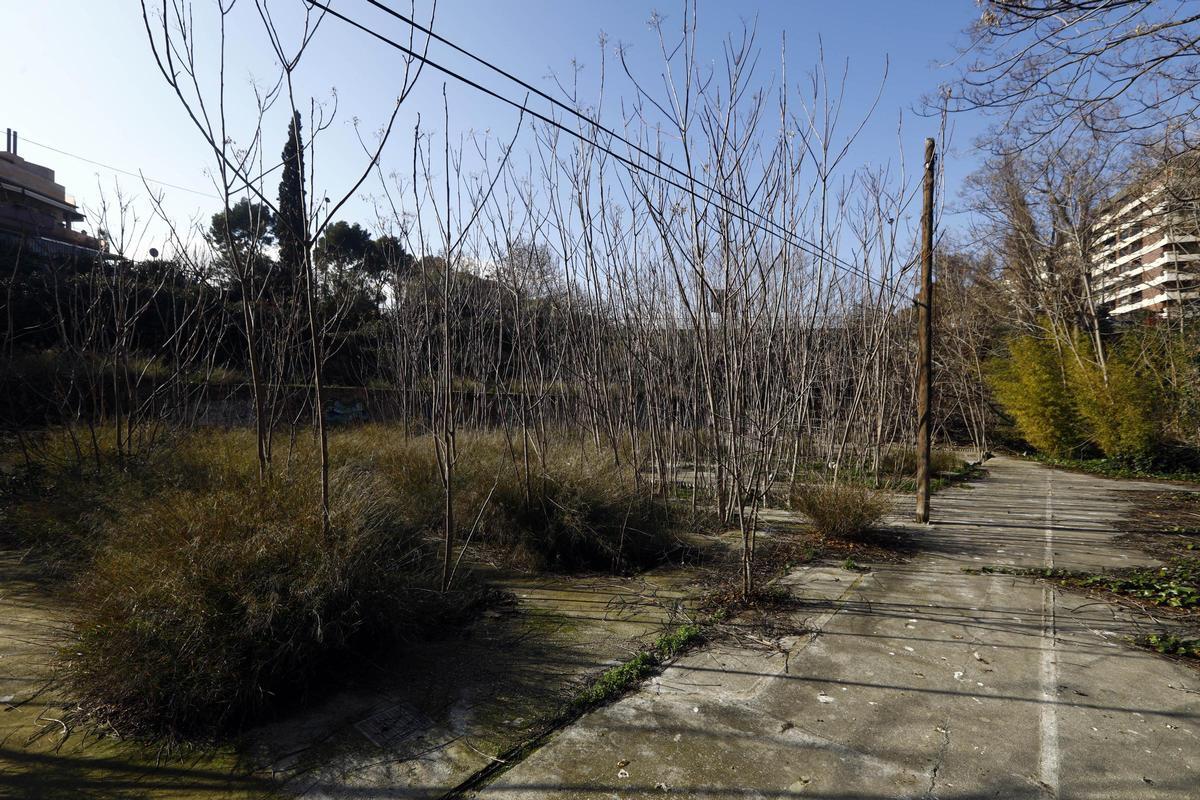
top-left (354, 702), bottom-right (430, 749)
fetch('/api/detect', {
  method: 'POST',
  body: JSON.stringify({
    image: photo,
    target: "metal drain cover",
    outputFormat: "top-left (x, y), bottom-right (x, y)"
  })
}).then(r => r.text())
top-left (354, 702), bottom-right (430, 749)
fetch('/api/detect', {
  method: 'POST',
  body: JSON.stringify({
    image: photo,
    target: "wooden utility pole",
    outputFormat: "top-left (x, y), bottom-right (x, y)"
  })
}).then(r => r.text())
top-left (915, 137), bottom-right (936, 523)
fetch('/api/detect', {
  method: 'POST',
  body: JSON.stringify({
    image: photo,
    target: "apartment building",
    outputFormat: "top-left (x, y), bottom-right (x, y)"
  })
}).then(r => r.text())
top-left (0, 128), bottom-right (103, 256)
top-left (1090, 157), bottom-right (1200, 317)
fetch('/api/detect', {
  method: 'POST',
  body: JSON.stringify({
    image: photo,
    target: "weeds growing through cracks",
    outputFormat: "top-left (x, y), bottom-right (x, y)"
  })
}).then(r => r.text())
top-left (969, 559), bottom-right (1200, 610)
top-left (1135, 633), bottom-right (1200, 659)
top-left (568, 624), bottom-right (704, 713)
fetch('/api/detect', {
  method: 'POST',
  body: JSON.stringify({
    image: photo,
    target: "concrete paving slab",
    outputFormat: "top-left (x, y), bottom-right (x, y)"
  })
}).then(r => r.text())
top-left (249, 569), bottom-right (704, 799)
top-left (477, 457), bottom-right (1200, 799)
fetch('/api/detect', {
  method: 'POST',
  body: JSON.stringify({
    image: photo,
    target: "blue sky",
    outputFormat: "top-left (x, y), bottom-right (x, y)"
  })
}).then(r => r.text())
top-left (4, 1), bottom-right (989, 254)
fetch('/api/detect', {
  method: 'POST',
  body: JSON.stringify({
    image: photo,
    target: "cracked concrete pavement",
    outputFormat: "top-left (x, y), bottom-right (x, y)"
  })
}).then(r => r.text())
top-left (475, 457), bottom-right (1200, 799)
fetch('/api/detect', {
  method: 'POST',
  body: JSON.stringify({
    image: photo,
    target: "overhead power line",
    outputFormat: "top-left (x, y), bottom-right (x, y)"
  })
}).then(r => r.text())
top-left (355, 0), bottom-right (886, 285)
top-left (360, 0), bottom-right (879, 279)
top-left (308, 0), bottom-right (904, 290)
top-left (19, 136), bottom-right (218, 199)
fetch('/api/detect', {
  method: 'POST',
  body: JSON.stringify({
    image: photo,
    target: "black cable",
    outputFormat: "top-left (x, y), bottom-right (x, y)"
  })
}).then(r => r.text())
top-left (361, 0), bottom-right (888, 284)
top-left (307, 0), bottom-right (904, 290)
top-left (19, 136), bottom-right (218, 199)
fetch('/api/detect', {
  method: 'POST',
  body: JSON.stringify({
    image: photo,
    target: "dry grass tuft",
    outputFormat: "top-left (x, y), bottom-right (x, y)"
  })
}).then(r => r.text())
top-left (791, 482), bottom-right (891, 541)
top-left (878, 446), bottom-right (965, 482)
top-left (491, 447), bottom-right (678, 571)
top-left (336, 428), bottom-right (681, 572)
top-left (64, 463), bottom-right (442, 739)
top-left (3, 426), bottom-right (687, 739)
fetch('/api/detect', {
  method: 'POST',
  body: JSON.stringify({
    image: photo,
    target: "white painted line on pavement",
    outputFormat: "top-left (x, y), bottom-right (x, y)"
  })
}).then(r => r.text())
top-left (1039, 474), bottom-right (1061, 797)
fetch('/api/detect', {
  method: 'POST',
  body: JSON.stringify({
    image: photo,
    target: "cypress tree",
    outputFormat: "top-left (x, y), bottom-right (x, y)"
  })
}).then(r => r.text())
top-left (276, 111), bottom-right (307, 296)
